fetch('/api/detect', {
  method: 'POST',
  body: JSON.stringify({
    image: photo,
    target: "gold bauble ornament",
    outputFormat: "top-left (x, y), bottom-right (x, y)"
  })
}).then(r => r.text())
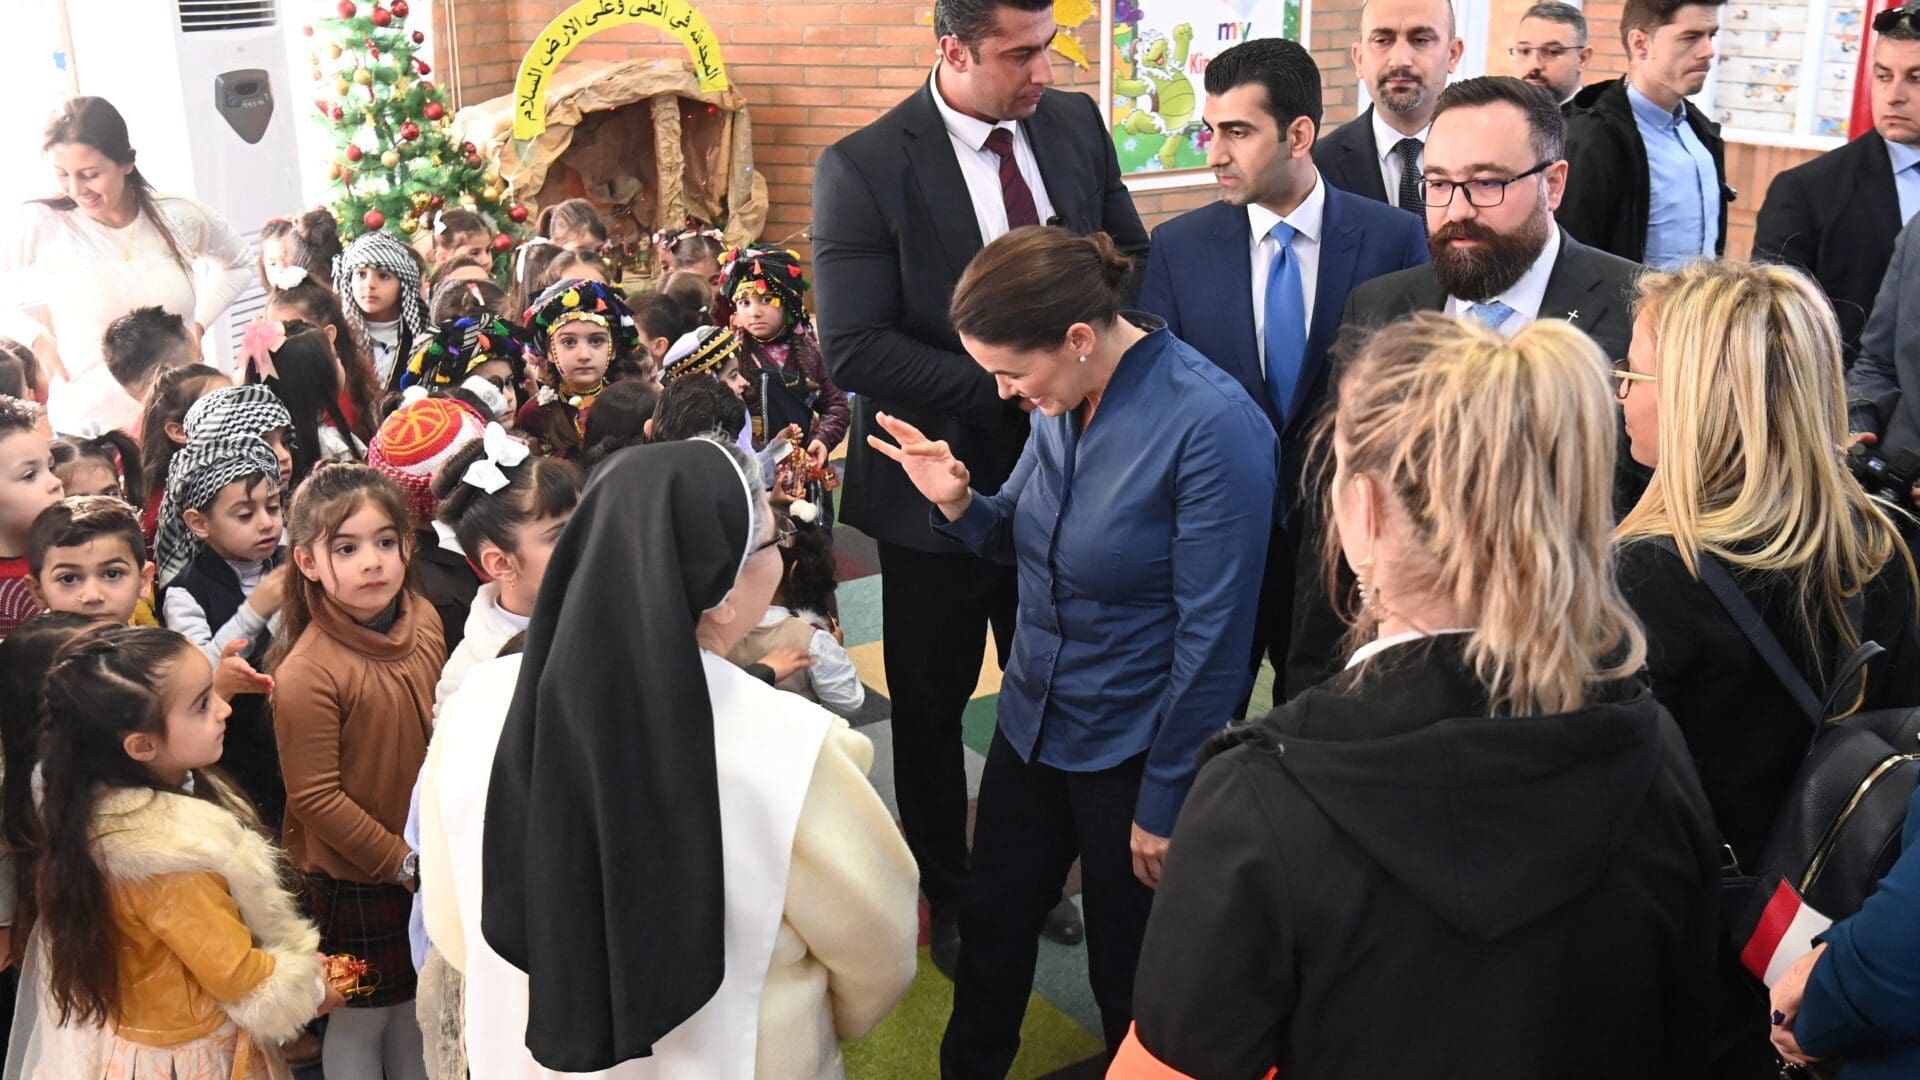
top-left (352, 67), bottom-right (372, 86)
top-left (327, 161), bottom-right (343, 179)
top-left (409, 191), bottom-right (431, 209)
top-left (381, 149), bottom-right (401, 168)
top-left (328, 43), bottom-right (343, 59)
top-left (483, 168), bottom-right (501, 185)
top-left (400, 217), bottom-right (418, 234)
top-left (394, 76), bottom-right (411, 94)
top-left (482, 184), bottom-right (502, 202)
top-left (335, 77), bottom-right (351, 96)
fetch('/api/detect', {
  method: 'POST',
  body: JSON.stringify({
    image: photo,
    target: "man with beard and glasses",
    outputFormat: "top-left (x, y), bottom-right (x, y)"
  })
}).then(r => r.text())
top-left (1284, 76), bottom-right (1644, 696)
top-left (1313, 0), bottom-right (1464, 212)
top-left (1138, 37), bottom-right (1426, 714)
top-left (1559, 0), bottom-right (1731, 267)
top-left (1511, 2), bottom-right (1594, 115)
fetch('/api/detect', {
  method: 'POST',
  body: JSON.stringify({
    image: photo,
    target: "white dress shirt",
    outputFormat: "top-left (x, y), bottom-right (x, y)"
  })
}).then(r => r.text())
top-left (930, 66), bottom-right (1058, 244)
top-left (1446, 227), bottom-right (1563, 336)
top-left (1373, 110), bottom-right (1433, 207)
top-left (1248, 171), bottom-right (1327, 367)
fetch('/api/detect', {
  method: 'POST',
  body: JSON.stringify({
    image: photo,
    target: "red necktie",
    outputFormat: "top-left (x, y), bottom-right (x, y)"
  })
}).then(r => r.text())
top-left (983, 128), bottom-right (1040, 230)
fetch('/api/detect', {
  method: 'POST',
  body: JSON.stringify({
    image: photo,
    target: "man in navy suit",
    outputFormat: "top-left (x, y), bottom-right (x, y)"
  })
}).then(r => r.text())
top-left (1138, 37), bottom-right (1427, 704)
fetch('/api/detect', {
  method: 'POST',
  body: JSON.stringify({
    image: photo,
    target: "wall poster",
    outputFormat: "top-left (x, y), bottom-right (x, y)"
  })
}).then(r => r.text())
top-left (1106, 0), bottom-right (1309, 177)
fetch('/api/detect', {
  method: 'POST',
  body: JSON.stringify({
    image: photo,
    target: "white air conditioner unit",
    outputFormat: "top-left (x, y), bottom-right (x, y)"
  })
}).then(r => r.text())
top-left (63, 0), bottom-right (303, 372)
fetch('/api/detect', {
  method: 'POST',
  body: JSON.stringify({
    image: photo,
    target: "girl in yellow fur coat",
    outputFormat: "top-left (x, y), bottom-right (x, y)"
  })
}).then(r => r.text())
top-left (14, 626), bottom-right (340, 1078)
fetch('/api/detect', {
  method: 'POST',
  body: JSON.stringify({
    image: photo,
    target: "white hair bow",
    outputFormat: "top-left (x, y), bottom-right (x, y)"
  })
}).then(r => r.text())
top-left (459, 373), bottom-right (511, 420)
top-left (461, 422), bottom-right (530, 494)
top-left (269, 265), bottom-right (310, 290)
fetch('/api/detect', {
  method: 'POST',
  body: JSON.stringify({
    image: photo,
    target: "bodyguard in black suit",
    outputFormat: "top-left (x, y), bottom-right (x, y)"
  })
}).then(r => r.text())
top-left (810, 0), bottom-right (1148, 971)
top-left (1753, 16), bottom-right (1920, 359)
top-left (1311, 0), bottom-right (1464, 211)
top-left (1289, 77), bottom-right (1644, 697)
top-left (1138, 38), bottom-right (1428, 700)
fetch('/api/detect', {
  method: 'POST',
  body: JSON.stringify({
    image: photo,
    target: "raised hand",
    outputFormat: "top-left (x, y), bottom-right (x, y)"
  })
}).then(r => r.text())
top-left (867, 411), bottom-right (973, 519)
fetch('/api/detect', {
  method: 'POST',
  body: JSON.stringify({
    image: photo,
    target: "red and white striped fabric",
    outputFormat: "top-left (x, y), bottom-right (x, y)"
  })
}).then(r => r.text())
top-left (1740, 878), bottom-right (1834, 987)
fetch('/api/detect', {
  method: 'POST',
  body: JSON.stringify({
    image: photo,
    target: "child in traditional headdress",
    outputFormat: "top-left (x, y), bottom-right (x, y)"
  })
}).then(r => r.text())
top-left (333, 231), bottom-right (431, 392)
top-left (718, 246), bottom-right (848, 469)
top-left (515, 279), bottom-right (640, 459)
top-left (399, 316), bottom-right (530, 427)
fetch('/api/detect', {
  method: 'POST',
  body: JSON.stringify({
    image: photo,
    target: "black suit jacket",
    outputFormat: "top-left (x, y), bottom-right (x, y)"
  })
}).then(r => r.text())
top-left (1340, 229), bottom-right (1639, 360)
top-left (811, 83), bottom-right (1150, 552)
top-left (1753, 130), bottom-right (1905, 359)
top-left (1312, 107), bottom-right (1393, 206)
top-left (1283, 232), bottom-right (1647, 697)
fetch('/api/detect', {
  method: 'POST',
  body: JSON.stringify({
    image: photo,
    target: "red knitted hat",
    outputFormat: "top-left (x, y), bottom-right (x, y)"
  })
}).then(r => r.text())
top-left (368, 396), bottom-right (488, 523)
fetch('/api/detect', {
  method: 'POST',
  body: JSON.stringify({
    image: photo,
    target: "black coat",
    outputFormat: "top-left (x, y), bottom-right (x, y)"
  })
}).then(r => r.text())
top-left (414, 527), bottom-right (479, 655)
top-left (810, 82), bottom-right (1151, 552)
top-left (1311, 106), bottom-right (1394, 206)
top-left (1752, 131), bottom-right (1906, 360)
top-left (1131, 635), bottom-right (1723, 1079)
top-left (1616, 539), bottom-right (1920, 868)
top-left (1559, 78), bottom-right (1733, 264)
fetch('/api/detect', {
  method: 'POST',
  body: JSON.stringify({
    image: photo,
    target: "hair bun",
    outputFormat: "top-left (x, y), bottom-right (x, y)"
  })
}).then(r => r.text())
top-left (1085, 231), bottom-right (1133, 290)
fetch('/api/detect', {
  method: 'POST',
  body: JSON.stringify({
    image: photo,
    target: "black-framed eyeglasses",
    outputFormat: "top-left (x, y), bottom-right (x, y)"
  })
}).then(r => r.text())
top-left (1418, 160), bottom-right (1554, 208)
top-left (1610, 357), bottom-right (1655, 401)
top-left (1874, 5), bottom-right (1920, 34)
top-left (753, 523), bottom-right (797, 554)
top-left (1508, 43), bottom-right (1576, 61)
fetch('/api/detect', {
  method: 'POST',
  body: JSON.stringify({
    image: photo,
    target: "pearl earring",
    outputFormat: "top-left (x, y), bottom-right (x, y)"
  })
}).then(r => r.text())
top-left (1078, 355), bottom-right (1087, 364)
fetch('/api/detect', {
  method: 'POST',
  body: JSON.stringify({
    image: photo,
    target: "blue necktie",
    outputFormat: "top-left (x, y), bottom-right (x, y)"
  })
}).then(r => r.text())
top-left (1468, 300), bottom-right (1516, 331)
top-left (1263, 220), bottom-right (1306, 427)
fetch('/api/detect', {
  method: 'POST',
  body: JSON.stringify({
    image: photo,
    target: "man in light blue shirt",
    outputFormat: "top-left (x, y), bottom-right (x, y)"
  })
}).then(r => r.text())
top-left (1558, 0), bottom-right (1729, 265)
top-left (1628, 80), bottom-right (1719, 267)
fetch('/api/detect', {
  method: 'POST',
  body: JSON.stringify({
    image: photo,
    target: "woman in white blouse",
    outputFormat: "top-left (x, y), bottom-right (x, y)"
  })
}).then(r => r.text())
top-left (4, 97), bottom-right (251, 435)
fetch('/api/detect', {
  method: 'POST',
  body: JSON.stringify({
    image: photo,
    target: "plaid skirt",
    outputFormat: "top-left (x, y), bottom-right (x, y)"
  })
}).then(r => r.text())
top-left (305, 874), bottom-right (417, 1008)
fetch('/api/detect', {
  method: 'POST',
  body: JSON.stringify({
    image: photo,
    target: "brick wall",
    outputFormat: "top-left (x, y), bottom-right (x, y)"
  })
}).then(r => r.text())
top-left (436, 0), bottom-right (1807, 256)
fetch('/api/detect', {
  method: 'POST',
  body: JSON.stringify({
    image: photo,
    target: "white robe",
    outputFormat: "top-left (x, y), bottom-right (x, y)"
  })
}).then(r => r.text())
top-left (434, 651), bottom-right (831, 1078)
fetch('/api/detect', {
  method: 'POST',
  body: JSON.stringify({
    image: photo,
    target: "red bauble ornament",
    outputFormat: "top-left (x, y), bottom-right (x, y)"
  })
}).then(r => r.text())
top-left (345, 144), bottom-right (363, 161)
top-left (423, 102), bottom-right (444, 121)
top-left (428, 194), bottom-right (445, 209)
top-left (411, 30), bottom-right (424, 43)
top-left (399, 121), bottom-right (420, 141)
top-left (302, 24), bottom-right (314, 36)
top-left (414, 58), bottom-right (431, 75)
top-left (337, 0), bottom-right (355, 17)
top-left (370, 6), bottom-right (392, 26)
top-left (368, 45), bottom-right (379, 59)
top-left (330, 105), bottom-right (344, 120)
top-left (363, 209), bottom-right (386, 229)
top-left (507, 204), bottom-right (529, 223)
top-left (461, 141), bottom-right (476, 156)
top-left (491, 233), bottom-right (513, 252)
top-left (392, 0), bottom-right (409, 16)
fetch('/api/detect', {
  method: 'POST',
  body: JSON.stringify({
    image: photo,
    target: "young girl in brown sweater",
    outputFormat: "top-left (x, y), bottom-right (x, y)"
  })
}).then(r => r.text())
top-left (270, 464), bottom-right (443, 1080)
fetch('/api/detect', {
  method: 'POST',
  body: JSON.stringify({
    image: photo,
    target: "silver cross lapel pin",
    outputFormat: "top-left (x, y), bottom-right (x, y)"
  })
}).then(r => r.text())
top-left (1565, 309), bottom-right (1580, 322)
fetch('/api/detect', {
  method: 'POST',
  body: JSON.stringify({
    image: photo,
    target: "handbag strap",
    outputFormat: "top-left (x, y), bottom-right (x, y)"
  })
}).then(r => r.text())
top-left (1650, 537), bottom-right (1824, 723)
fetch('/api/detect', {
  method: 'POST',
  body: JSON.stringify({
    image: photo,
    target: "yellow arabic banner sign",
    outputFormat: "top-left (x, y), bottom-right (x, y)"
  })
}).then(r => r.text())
top-left (512, 0), bottom-right (730, 141)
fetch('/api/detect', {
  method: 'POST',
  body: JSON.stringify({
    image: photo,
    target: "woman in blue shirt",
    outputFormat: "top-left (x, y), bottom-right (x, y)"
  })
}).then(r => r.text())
top-left (871, 226), bottom-right (1276, 1076)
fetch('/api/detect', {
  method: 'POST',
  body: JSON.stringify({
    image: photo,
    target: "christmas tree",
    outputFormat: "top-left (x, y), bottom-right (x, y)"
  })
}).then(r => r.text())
top-left (303, 0), bottom-right (530, 265)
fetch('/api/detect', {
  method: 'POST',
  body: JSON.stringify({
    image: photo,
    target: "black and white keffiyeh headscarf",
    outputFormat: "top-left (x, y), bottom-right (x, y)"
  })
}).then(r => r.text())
top-left (154, 434), bottom-right (284, 588)
top-left (333, 230), bottom-right (430, 360)
top-left (183, 383), bottom-right (295, 447)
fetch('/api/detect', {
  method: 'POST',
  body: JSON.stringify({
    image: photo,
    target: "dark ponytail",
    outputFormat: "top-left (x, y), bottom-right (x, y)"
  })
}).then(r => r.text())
top-left (948, 227), bottom-right (1133, 352)
top-left (0, 612), bottom-right (95, 965)
top-left (37, 626), bottom-right (213, 1025)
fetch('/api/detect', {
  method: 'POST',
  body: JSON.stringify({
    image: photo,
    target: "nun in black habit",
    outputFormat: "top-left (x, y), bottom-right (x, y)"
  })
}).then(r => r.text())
top-left (416, 436), bottom-right (918, 1078)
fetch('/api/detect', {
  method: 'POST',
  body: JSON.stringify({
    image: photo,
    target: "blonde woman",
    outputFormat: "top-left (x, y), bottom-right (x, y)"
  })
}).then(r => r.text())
top-left (1616, 261), bottom-right (1920, 867)
top-left (1114, 313), bottom-right (1721, 1079)
top-left (1613, 260), bottom-right (1920, 1077)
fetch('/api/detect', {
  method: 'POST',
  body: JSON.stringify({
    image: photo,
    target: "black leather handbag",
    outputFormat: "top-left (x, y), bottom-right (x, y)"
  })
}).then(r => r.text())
top-left (1657, 540), bottom-right (1920, 941)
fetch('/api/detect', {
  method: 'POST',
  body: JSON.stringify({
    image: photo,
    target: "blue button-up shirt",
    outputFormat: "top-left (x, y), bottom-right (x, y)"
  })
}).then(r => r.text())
top-left (1629, 82), bottom-right (1720, 268)
top-left (935, 318), bottom-right (1277, 835)
top-left (1889, 139), bottom-right (1920, 228)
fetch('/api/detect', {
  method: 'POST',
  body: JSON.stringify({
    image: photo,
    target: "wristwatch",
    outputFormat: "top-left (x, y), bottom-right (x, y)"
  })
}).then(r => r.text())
top-left (397, 850), bottom-right (419, 888)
